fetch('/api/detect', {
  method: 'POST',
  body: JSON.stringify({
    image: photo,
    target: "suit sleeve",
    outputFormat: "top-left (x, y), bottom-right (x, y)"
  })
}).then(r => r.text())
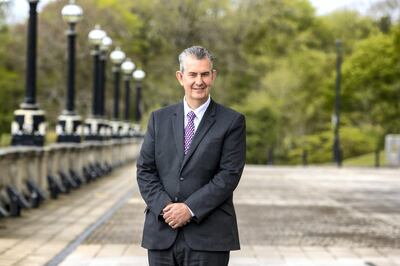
top-left (136, 112), bottom-right (172, 216)
top-left (184, 114), bottom-right (246, 223)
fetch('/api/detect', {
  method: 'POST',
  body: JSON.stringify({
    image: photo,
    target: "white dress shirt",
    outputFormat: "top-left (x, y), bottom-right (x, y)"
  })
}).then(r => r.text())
top-left (182, 96), bottom-right (211, 217)
top-left (183, 96), bottom-right (211, 133)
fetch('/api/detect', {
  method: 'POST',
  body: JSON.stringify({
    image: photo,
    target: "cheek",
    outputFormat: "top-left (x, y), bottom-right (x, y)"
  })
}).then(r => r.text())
top-left (189, 82), bottom-right (197, 89)
top-left (182, 80), bottom-right (191, 87)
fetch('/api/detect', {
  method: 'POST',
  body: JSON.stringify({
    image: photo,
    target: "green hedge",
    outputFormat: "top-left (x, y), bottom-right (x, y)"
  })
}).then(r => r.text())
top-left (286, 126), bottom-right (378, 164)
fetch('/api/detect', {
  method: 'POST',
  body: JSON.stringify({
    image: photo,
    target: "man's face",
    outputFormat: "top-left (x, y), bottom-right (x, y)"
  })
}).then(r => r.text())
top-left (176, 56), bottom-right (217, 106)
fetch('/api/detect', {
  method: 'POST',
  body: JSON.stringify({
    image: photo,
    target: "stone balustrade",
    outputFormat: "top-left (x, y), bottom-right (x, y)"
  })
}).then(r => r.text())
top-left (0, 138), bottom-right (141, 218)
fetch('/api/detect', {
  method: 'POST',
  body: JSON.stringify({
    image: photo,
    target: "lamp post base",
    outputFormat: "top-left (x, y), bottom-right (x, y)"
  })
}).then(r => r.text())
top-left (110, 120), bottom-right (124, 139)
top-left (11, 108), bottom-right (46, 147)
top-left (83, 117), bottom-right (111, 141)
top-left (56, 113), bottom-right (82, 143)
top-left (120, 122), bottom-right (131, 138)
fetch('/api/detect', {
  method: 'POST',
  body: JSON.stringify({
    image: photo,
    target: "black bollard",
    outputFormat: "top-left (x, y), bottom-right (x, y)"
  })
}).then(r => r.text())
top-left (267, 148), bottom-right (274, 165)
top-left (375, 149), bottom-right (380, 168)
top-left (302, 149), bottom-right (308, 166)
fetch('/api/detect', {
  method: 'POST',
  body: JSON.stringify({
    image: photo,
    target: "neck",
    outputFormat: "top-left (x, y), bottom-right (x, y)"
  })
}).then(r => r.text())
top-left (186, 98), bottom-right (207, 110)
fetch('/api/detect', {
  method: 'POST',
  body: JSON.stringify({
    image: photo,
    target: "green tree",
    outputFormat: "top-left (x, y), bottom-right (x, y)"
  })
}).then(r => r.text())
top-left (4, 0), bottom-right (142, 126)
top-left (0, 2), bottom-right (23, 135)
top-left (310, 10), bottom-right (380, 53)
top-left (234, 91), bottom-right (280, 164)
top-left (341, 32), bottom-right (400, 143)
top-left (1, 0), bottom-right (395, 163)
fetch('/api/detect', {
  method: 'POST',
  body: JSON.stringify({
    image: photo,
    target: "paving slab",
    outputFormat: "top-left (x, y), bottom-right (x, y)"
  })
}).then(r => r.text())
top-left (61, 166), bottom-right (400, 266)
top-left (0, 164), bottom-right (137, 266)
top-left (2, 165), bottom-right (400, 266)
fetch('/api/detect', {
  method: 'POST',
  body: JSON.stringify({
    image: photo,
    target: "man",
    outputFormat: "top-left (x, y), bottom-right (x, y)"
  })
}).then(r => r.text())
top-left (137, 46), bottom-right (246, 266)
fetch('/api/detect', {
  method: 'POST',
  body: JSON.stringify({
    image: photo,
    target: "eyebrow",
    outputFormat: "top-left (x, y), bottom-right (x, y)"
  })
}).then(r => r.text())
top-left (188, 71), bottom-right (211, 74)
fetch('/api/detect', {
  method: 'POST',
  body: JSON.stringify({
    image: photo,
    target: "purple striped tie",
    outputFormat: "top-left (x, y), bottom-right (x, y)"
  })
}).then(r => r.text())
top-left (184, 111), bottom-right (196, 155)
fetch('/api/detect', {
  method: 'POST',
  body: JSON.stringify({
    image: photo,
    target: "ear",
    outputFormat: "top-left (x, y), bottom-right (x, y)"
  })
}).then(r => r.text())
top-left (176, 71), bottom-right (184, 86)
top-left (211, 69), bottom-right (217, 81)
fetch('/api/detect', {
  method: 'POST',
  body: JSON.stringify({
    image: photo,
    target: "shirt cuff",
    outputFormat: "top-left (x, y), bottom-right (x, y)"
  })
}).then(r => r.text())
top-left (186, 205), bottom-right (195, 217)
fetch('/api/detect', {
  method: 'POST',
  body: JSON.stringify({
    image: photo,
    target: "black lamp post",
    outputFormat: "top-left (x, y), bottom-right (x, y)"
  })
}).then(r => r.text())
top-left (11, 0), bottom-right (46, 146)
top-left (110, 47), bottom-right (126, 119)
top-left (56, 0), bottom-right (83, 143)
top-left (121, 58), bottom-right (135, 137)
top-left (96, 35), bottom-right (112, 139)
top-left (121, 58), bottom-right (135, 120)
top-left (99, 35), bottom-right (112, 117)
top-left (84, 24), bottom-right (105, 141)
top-left (109, 47), bottom-right (126, 138)
top-left (333, 40), bottom-right (342, 167)
top-left (133, 69), bottom-right (146, 122)
top-left (23, 0), bottom-right (39, 110)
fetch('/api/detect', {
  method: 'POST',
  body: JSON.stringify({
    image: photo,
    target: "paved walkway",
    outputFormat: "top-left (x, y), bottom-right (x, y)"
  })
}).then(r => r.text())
top-left (0, 165), bottom-right (399, 265)
top-left (0, 166), bottom-right (134, 266)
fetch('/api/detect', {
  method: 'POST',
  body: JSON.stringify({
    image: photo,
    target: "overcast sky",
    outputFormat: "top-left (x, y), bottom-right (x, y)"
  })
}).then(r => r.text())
top-left (310, 0), bottom-right (379, 15)
top-left (7, 0), bottom-right (54, 23)
top-left (7, 0), bottom-right (379, 23)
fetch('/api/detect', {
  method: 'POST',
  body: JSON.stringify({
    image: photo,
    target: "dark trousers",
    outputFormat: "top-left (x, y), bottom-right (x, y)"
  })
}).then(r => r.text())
top-left (148, 230), bottom-right (230, 266)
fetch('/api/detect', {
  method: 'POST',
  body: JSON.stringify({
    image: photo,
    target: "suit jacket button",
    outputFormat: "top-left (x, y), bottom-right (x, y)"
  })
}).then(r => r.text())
top-left (180, 177), bottom-right (184, 181)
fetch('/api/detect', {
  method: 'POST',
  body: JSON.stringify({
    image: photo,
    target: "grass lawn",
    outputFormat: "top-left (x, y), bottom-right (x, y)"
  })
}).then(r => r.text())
top-left (343, 151), bottom-right (386, 167)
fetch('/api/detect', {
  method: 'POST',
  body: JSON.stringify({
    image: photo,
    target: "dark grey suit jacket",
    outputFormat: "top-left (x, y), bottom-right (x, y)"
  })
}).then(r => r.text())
top-left (136, 99), bottom-right (246, 251)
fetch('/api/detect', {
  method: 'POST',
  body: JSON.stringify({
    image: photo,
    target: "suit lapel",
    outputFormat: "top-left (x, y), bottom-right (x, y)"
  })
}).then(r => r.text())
top-left (181, 100), bottom-right (216, 171)
top-left (172, 103), bottom-right (184, 163)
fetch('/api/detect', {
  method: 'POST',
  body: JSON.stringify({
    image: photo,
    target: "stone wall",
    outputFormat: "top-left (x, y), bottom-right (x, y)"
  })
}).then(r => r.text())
top-left (0, 138), bottom-right (141, 217)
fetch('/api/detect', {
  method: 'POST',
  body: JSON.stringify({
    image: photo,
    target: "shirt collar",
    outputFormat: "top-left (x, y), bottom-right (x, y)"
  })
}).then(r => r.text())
top-left (183, 96), bottom-right (211, 119)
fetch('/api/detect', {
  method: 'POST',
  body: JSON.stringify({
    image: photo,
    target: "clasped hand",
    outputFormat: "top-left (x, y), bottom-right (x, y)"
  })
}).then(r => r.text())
top-left (163, 203), bottom-right (192, 229)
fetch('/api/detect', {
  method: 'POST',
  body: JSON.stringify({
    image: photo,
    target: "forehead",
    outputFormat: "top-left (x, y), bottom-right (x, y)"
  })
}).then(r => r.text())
top-left (183, 56), bottom-right (212, 72)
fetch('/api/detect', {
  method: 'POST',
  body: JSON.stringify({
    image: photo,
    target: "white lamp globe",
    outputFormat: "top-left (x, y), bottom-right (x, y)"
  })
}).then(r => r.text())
top-left (88, 25), bottom-right (106, 46)
top-left (110, 47), bottom-right (126, 65)
top-left (133, 69), bottom-right (146, 81)
top-left (61, 0), bottom-right (83, 24)
top-left (121, 58), bottom-right (136, 75)
top-left (100, 36), bottom-right (112, 52)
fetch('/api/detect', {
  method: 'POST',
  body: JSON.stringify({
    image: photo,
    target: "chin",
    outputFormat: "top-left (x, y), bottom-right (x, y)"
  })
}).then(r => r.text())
top-left (193, 95), bottom-right (208, 100)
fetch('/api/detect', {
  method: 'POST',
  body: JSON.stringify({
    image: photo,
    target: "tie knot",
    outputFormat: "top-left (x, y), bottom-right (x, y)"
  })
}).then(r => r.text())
top-left (187, 111), bottom-right (196, 121)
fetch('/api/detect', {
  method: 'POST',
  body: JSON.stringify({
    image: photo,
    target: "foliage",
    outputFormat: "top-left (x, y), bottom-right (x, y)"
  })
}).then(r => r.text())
top-left (311, 10), bottom-right (380, 53)
top-left (285, 125), bottom-right (379, 164)
top-left (341, 32), bottom-right (400, 140)
top-left (0, 1), bottom-right (9, 30)
top-left (0, 133), bottom-right (10, 147)
top-left (0, 0), bottom-right (398, 164)
top-left (0, 24), bottom-right (22, 134)
top-left (234, 91), bottom-right (280, 164)
top-left (342, 151), bottom-right (386, 167)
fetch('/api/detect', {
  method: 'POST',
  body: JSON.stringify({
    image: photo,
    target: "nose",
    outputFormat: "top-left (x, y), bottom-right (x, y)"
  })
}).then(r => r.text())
top-left (195, 75), bottom-right (204, 86)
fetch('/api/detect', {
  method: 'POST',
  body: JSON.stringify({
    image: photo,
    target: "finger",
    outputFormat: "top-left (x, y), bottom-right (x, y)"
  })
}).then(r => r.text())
top-left (163, 209), bottom-right (174, 219)
top-left (163, 204), bottom-right (174, 213)
top-left (165, 215), bottom-right (176, 223)
top-left (172, 223), bottom-right (181, 229)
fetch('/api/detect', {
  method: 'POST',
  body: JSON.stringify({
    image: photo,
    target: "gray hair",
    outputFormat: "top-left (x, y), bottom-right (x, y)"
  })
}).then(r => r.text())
top-left (178, 46), bottom-right (214, 72)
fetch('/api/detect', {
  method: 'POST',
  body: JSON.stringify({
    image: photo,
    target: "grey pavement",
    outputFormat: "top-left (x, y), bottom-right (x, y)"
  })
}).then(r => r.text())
top-left (1, 164), bottom-right (400, 265)
top-left (62, 165), bottom-right (400, 266)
